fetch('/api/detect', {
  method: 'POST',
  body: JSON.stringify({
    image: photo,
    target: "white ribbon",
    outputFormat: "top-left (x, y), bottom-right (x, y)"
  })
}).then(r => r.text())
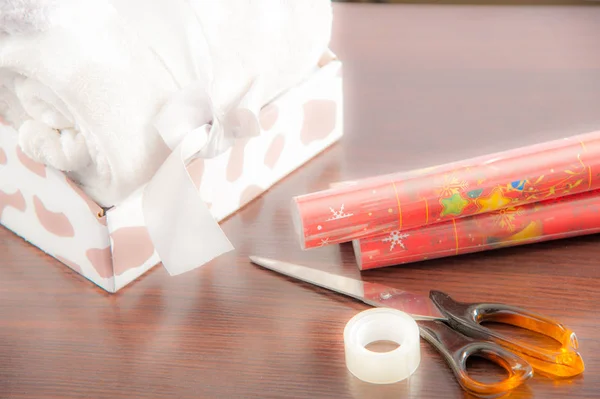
top-left (142, 77), bottom-right (264, 276)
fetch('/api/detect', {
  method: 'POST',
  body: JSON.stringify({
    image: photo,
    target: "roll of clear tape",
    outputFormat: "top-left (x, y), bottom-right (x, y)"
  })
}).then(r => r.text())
top-left (344, 307), bottom-right (421, 384)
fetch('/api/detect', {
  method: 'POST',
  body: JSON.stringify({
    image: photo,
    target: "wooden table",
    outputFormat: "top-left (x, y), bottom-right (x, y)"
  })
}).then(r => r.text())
top-left (2, 3), bottom-right (600, 398)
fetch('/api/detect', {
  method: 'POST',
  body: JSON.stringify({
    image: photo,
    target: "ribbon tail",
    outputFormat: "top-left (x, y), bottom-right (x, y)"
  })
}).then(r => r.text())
top-left (142, 127), bottom-right (233, 276)
top-left (141, 75), bottom-right (266, 275)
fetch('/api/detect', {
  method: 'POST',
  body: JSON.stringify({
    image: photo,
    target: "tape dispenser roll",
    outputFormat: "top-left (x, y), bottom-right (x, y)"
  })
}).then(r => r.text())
top-left (344, 308), bottom-right (421, 384)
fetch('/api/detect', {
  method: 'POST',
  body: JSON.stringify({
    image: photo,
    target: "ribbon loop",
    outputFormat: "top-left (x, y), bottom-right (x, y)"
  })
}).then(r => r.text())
top-left (153, 80), bottom-right (214, 152)
top-left (194, 77), bottom-right (264, 160)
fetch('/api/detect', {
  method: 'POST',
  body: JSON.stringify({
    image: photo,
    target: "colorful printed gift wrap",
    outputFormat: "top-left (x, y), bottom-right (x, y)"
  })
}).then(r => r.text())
top-left (0, 58), bottom-right (344, 293)
top-left (353, 189), bottom-right (600, 270)
top-left (292, 130), bottom-right (600, 249)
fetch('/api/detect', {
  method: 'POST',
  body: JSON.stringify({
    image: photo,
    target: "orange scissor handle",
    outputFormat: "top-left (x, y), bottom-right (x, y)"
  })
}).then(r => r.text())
top-left (419, 320), bottom-right (533, 398)
top-left (430, 291), bottom-right (585, 378)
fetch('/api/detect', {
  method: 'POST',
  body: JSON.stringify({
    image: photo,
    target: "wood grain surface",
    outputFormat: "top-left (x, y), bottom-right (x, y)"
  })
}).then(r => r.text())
top-left (1, 3), bottom-right (600, 398)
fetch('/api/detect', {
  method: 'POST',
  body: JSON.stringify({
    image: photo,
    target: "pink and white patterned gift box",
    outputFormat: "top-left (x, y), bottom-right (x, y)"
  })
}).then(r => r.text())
top-left (0, 56), bottom-right (343, 293)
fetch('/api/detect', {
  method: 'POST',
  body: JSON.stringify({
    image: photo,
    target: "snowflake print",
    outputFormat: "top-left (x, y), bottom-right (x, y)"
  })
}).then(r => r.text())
top-left (493, 206), bottom-right (524, 232)
top-left (435, 173), bottom-right (469, 198)
top-left (382, 230), bottom-right (410, 251)
top-left (326, 204), bottom-right (353, 221)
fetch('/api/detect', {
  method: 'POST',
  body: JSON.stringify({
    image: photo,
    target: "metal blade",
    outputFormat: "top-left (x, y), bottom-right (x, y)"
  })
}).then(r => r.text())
top-left (249, 256), bottom-right (444, 321)
top-left (249, 255), bottom-right (368, 301)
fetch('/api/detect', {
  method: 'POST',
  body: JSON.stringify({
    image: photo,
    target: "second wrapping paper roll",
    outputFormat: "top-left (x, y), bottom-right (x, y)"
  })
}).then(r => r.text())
top-left (292, 129), bottom-right (600, 249)
top-left (353, 188), bottom-right (600, 270)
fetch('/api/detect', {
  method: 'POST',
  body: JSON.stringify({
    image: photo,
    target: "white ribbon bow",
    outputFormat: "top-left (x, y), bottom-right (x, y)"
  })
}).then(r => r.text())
top-left (142, 78), bottom-right (264, 276)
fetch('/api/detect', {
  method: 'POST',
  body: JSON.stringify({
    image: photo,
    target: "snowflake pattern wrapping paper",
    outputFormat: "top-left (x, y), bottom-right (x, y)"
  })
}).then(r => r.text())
top-left (292, 129), bottom-right (600, 250)
top-left (353, 188), bottom-right (600, 270)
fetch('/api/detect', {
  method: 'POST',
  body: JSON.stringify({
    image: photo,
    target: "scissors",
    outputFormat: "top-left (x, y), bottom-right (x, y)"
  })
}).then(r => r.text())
top-left (249, 256), bottom-right (584, 398)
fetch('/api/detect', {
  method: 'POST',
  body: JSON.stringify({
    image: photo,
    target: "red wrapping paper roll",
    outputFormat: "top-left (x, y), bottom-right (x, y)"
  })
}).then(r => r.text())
top-left (292, 130), bottom-right (600, 249)
top-left (353, 189), bottom-right (600, 270)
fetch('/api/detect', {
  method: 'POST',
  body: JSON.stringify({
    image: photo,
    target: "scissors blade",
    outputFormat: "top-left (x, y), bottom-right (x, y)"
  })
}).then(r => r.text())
top-left (249, 255), bottom-right (445, 320)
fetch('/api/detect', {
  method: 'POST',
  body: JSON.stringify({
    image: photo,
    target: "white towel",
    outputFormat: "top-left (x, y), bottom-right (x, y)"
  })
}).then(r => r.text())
top-left (0, 0), bottom-right (60, 35)
top-left (0, 0), bottom-right (333, 207)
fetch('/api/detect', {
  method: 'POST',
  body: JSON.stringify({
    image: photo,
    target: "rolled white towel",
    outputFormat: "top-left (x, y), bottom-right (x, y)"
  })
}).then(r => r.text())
top-left (0, 0), bottom-right (333, 207)
top-left (0, 0), bottom-right (182, 206)
top-left (0, 0), bottom-right (60, 35)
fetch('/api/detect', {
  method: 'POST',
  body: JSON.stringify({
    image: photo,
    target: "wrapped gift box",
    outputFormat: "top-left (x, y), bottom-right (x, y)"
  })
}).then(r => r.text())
top-left (0, 54), bottom-right (343, 293)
